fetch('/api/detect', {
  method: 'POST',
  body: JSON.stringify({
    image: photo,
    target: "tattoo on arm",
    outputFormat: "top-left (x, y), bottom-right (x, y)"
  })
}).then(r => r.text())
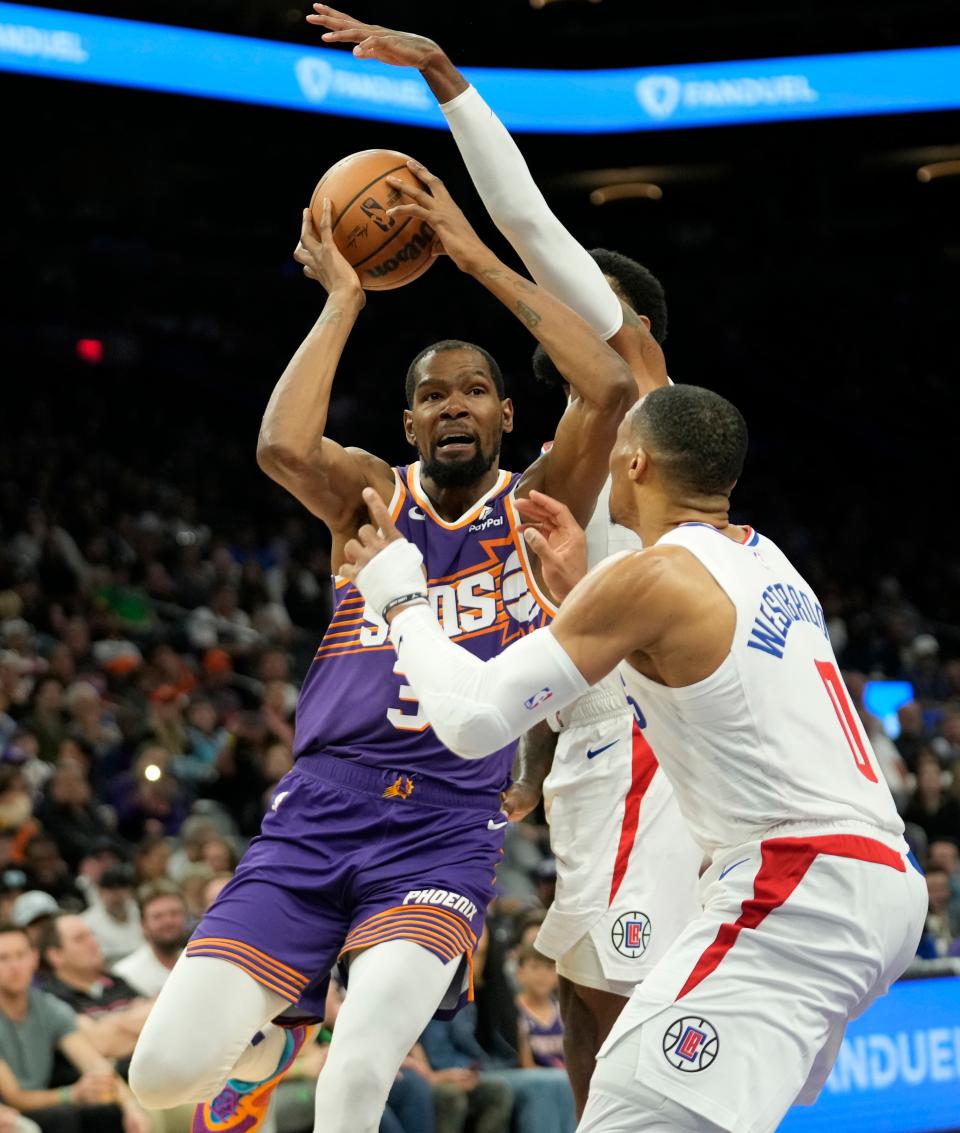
top-left (516, 300), bottom-right (542, 328)
top-left (316, 309), bottom-right (344, 329)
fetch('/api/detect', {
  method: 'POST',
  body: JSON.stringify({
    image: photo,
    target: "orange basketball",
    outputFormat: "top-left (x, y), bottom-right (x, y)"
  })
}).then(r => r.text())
top-left (310, 149), bottom-right (439, 291)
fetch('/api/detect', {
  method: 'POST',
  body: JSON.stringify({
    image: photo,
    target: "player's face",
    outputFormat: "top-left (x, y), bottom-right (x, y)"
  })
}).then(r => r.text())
top-left (404, 349), bottom-right (514, 488)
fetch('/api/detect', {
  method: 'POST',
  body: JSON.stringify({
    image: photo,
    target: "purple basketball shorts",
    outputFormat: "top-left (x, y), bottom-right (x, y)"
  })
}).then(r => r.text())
top-left (187, 753), bottom-right (508, 1022)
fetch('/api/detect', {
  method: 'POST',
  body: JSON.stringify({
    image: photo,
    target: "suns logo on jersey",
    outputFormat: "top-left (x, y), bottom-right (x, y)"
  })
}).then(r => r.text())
top-left (357, 554), bottom-right (540, 649)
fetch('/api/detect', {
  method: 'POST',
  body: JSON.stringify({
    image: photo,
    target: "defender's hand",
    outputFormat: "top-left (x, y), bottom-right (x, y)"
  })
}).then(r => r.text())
top-left (340, 487), bottom-right (406, 579)
top-left (515, 490), bottom-right (589, 604)
top-left (386, 161), bottom-right (485, 273)
top-left (307, 5), bottom-right (443, 70)
top-left (293, 199), bottom-right (364, 302)
top-left (501, 780), bottom-right (541, 823)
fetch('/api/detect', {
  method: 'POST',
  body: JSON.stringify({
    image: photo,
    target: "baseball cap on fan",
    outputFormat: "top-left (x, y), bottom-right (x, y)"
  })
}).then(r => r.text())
top-left (11, 890), bottom-right (60, 927)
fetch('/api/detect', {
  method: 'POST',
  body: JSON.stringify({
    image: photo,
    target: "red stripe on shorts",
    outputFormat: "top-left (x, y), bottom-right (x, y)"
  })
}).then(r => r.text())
top-left (608, 721), bottom-right (659, 906)
top-left (676, 834), bottom-right (905, 1001)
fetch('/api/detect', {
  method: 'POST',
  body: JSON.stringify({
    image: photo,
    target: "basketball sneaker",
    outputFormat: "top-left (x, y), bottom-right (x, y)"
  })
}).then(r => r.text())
top-left (192, 1024), bottom-right (316, 1131)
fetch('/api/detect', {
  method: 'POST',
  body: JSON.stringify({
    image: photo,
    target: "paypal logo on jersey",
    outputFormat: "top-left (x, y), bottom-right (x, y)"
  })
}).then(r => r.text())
top-left (748, 580), bottom-right (829, 659)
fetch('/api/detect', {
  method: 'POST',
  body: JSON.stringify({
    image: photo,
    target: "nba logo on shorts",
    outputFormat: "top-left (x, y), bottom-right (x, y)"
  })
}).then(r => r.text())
top-left (610, 911), bottom-right (651, 958)
top-left (662, 1017), bottom-right (719, 1072)
top-left (524, 688), bottom-right (554, 710)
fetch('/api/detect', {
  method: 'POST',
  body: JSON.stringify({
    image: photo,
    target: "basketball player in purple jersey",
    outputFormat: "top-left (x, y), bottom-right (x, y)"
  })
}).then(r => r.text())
top-left (308, 6), bottom-right (699, 1113)
top-left (128, 159), bottom-right (659, 1128)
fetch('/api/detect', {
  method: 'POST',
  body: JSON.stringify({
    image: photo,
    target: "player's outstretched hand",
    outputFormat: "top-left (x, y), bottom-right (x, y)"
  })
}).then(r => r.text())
top-left (515, 490), bottom-right (589, 604)
top-left (307, 5), bottom-right (442, 70)
top-left (340, 487), bottom-right (405, 579)
top-left (293, 199), bottom-right (364, 302)
top-left (386, 162), bottom-right (485, 273)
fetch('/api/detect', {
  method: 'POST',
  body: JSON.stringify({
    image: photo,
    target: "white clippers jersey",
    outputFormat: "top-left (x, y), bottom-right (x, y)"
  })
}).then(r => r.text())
top-left (619, 523), bottom-right (906, 857)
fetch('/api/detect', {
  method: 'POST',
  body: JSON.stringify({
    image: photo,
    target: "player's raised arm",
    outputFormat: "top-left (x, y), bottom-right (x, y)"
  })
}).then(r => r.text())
top-left (257, 201), bottom-right (394, 544)
top-left (308, 6), bottom-right (639, 361)
top-left (388, 163), bottom-right (636, 526)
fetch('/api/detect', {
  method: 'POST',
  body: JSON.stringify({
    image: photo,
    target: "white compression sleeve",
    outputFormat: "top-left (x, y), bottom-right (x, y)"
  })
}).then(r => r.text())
top-left (389, 605), bottom-right (590, 759)
top-left (441, 85), bottom-right (623, 340)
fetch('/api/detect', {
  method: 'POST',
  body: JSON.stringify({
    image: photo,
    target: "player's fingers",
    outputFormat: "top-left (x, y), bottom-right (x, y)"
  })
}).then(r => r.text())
top-left (522, 525), bottom-right (559, 565)
top-left (320, 28), bottom-right (367, 43)
top-left (318, 197), bottom-right (333, 237)
top-left (341, 538), bottom-right (363, 565)
top-left (361, 486), bottom-right (402, 541)
top-left (385, 175), bottom-right (431, 207)
top-left (338, 561), bottom-right (359, 581)
top-left (406, 158), bottom-right (442, 192)
top-left (514, 497), bottom-right (554, 525)
top-left (527, 489), bottom-right (576, 525)
top-left (310, 4), bottom-right (364, 26)
top-left (355, 523), bottom-right (381, 548)
top-left (386, 203), bottom-right (431, 223)
top-left (300, 207), bottom-right (320, 246)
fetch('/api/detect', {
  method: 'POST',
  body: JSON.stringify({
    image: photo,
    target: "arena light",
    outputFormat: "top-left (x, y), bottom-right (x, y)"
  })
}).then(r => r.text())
top-left (1, 3), bottom-right (959, 133)
top-left (590, 182), bottom-right (663, 204)
top-left (917, 159), bottom-right (960, 182)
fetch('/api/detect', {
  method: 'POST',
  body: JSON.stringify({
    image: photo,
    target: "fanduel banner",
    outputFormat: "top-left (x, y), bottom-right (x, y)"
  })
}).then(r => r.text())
top-left (781, 977), bottom-right (960, 1133)
top-left (0, 3), bottom-right (958, 132)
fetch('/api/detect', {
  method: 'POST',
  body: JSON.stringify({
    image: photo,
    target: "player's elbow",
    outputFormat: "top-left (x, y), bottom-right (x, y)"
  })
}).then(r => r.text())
top-left (256, 436), bottom-right (314, 484)
top-left (597, 360), bottom-right (638, 415)
top-left (428, 697), bottom-right (514, 760)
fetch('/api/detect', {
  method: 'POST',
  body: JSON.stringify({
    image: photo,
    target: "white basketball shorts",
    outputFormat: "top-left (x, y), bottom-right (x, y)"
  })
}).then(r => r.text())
top-left (578, 829), bottom-right (927, 1133)
top-left (536, 697), bottom-right (702, 993)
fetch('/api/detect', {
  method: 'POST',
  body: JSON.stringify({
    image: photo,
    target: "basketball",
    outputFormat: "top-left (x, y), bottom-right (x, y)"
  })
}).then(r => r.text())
top-left (310, 149), bottom-right (438, 291)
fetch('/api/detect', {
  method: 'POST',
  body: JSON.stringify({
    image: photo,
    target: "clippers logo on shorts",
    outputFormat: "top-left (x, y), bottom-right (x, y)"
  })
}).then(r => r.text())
top-left (524, 688), bottom-right (554, 711)
top-left (662, 1017), bottom-right (719, 1072)
top-left (610, 911), bottom-right (651, 958)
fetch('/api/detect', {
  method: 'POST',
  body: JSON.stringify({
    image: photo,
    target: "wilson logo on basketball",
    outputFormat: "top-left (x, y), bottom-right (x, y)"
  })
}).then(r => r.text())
top-left (367, 221), bottom-right (437, 280)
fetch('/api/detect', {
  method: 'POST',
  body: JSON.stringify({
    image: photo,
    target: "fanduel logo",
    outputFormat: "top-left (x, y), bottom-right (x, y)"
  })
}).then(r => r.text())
top-left (826, 1027), bottom-right (960, 1092)
top-left (0, 22), bottom-right (88, 62)
top-left (636, 72), bottom-right (818, 119)
top-left (295, 56), bottom-right (432, 109)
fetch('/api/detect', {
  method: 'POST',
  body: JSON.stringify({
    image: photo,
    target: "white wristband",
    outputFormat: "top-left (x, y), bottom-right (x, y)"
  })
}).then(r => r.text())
top-left (355, 540), bottom-right (427, 621)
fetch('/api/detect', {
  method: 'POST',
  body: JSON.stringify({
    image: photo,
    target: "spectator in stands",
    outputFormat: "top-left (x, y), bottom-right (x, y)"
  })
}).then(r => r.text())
top-left (21, 840), bottom-right (83, 909)
top-left (62, 685), bottom-right (121, 766)
top-left (927, 838), bottom-right (960, 921)
top-left (111, 745), bottom-right (187, 844)
top-left (895, 701), bottom-right (929, 770)
top-left (0, 923), bottom-right (150, 1133)
top-left (79, 867), bottom-right (142, 968)
top-left (36, 763), bottom-right (111, 875)
top-left (10, 893), bottom-right (59, 951)
top-left (21, 681), bottom-right (67, 765)
top-left (131, 837), bottom-right (170, 887)
top-left (40, 914), bottom-right (149, 1066)
top-left (514, 947), bottom-right (565, 1070)
top-left (112, 881), bottom-right (186, 997)
top-left (903, 752), bottom-right (960, 843)
top-left (173, 699), bottom-right (228, 784)
top-left (916, 867), bottom-right (960, 959)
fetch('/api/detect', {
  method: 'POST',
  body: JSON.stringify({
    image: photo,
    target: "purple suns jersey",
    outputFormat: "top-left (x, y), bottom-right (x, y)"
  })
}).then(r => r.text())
top-left (293, 462), bottom-right (555, 792)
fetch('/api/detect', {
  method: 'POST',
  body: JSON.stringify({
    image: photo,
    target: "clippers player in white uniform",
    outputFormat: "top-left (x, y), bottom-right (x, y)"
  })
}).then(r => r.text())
top-left (340, 382), bottom-right (927, 1133)
top-left (307, 9), bottom-right (704, 1109)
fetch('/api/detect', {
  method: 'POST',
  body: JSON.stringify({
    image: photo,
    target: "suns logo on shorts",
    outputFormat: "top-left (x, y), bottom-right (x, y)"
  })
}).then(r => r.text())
top-left (610, 911), bottom-right (651, 958)
top-left (662, 1017), bottom-right (719, 1072)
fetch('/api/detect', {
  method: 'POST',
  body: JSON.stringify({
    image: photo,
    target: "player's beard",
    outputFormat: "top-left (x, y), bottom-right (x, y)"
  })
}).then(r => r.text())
top-left (423, 437), bottom-right (500, 489)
